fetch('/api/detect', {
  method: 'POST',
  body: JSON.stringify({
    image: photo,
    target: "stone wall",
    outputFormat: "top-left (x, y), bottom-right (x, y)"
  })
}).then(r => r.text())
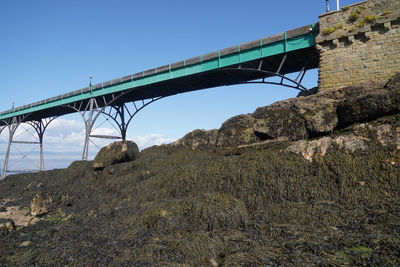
top-left (316, 0), bottom-right (400, 91)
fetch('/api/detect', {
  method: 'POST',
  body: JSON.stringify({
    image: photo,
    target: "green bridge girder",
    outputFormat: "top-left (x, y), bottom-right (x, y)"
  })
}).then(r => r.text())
top-left (0, 23), bottom-right (319, 124)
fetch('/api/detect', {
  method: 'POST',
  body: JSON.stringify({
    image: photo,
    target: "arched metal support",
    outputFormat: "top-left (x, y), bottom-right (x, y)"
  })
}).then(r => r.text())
top-left (222, 54), bottom-right (311, 94)
top-left (65, 89), bottom-right (164, 160)
top-left (26, 117), bottom-right (56, 171)
top-left (240, 68), bottom-right (309, 92)
top-left (0, 126), bottom-right (6, 135)
top-left (100, 97), bottom-right (164, 141)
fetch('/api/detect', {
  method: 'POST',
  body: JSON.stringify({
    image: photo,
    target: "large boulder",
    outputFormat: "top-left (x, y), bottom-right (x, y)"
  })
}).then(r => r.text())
top-left (216, 114), bottom-right (259, 147)
top-left (172, 129), bottom-right (218, 149)
top-left (336, 87), bottom-right (400, 127)
top-left (93, 140), bottom-right (139, 170)
top-left (293, 97), bottom-right (338, 135)
top-left (252, 103), bottom-right (308, 141)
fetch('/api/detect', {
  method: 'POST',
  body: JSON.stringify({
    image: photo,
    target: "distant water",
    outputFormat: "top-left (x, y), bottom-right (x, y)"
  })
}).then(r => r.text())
top-left (0, 154), bottom-right (95, 177)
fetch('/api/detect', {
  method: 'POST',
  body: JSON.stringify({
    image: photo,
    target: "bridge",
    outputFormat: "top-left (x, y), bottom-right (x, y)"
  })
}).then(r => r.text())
top-left (0, 23), bottom-right (319, 178)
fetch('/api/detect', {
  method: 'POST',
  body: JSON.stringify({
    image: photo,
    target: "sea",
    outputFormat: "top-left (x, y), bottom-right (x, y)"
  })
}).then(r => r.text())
top-left (0, 154), bottom-right (94, 177)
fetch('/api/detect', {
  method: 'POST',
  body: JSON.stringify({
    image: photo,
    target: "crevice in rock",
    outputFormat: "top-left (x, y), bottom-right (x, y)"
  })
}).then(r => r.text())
top-left (253, 131), bottom-right (274, 141)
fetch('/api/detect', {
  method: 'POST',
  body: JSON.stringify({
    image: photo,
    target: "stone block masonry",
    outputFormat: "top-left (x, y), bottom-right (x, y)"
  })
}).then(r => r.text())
top-left (316, 0), bottom-right (400, 91)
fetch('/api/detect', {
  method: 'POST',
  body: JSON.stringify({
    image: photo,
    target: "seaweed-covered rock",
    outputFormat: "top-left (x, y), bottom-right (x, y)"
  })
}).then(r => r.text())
top-left (293, 97), bottom-right (338, 135)
top-left (173, 129), bottom-right (218, 149)
top-left (172, 73), bottom-right (400, 149)
top-left (253, 105), bottom-right (308, 141)
top-left (337, 88), bottom-right (400, 127)
top-left (216, 114), bottom-right (259, 147)
top-left (93, 140), bottom-right (139, 170)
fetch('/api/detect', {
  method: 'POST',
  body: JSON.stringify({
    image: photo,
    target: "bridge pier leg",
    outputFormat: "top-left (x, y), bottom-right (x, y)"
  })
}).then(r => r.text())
top-left (27, 117), bottom-right (56, 171)
top-left (82, 98), bottom-right (97, 160)
top-left (1, 117), bottom-right (21, 179)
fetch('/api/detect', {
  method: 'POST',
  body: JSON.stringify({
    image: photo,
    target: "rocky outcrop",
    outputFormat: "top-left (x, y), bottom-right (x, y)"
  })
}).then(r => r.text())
top-left (93, 140), bottom-right (139, 170)
top-left (172, 129), bottom-right (218, 149)
top-left (253, 105), bottom-right (308, 141)
top-left (216, 114), bottom-right (259, 147)
top-left (172, 73), bottom-right (400, 150)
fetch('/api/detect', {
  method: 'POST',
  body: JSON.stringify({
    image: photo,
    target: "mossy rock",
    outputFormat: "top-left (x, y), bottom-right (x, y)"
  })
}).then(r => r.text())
top-left (216, 114), bottom-right (259, 147)
top-left (173, 129), bottom-right (218, 149)
top-left (253, 106), bottom-right (308, 141)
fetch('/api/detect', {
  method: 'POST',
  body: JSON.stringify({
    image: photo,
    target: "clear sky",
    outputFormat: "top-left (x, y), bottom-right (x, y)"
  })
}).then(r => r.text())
top-left (0, 0), bottom-right (361, 171)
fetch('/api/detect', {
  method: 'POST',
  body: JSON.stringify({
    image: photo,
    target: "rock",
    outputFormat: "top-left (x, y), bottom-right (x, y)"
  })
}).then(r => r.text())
top-left (216, 114), bottom-right (259, 147)
top-left (332, 135), bottom-right (366, 152)
top-left (287, 134), bottom-right (366, 162)
top-left (384, 72), bottom-right (400, 89)
top-left (287, 137), bottom-right (333, 162)
top-left (293, 97), bottom-right (338, 135)
top-left (173, 129), bottom-right (218, 149)
top-left (30, 195), bottom-right (48, 217)
top-left (0, 219), bottom-right (15, 232)
top-left (20, 241), bottom-right (31, 247)
top-left (93, 140), bottom-right (139, 170)
top-left (296, 86), bottom-right (319, 97)
top-left (165, 73), bottom-right (400, 149)
top-left (253, 104), bottom-right (308, 141)
top-left (336, 88), bottom-right (400, 127)
top-left (352, 114), bottom-right (400, 148)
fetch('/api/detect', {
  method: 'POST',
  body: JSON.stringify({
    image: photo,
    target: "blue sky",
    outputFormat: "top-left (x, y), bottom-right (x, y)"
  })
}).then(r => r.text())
top-left (0, 0), bottom-right (361, 170)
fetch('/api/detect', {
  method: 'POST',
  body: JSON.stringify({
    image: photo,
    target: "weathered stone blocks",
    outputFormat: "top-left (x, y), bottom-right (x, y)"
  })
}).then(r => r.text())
top-left (317, 0), bottom-right (400, 91)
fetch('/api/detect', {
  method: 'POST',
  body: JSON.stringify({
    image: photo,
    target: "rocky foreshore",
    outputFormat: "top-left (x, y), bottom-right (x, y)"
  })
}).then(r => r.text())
top-left (1, 74), bottom-right (400, 266)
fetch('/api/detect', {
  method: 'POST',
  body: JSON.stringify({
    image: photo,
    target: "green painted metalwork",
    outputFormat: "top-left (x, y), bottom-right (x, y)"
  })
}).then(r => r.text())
top-left (0, 24), bottom-right (318, 121)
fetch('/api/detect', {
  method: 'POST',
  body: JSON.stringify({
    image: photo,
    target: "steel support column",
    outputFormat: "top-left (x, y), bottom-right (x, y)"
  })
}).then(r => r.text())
top-left (1, 117), bottom-right (22, 179)
top-left (27, 117), bottom-right (56, 171)
top-left (79, 98), bottom-right (99, 161)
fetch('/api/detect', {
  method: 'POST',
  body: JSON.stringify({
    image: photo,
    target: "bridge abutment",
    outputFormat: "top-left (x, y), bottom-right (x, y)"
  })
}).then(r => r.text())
top-left (316, 0), bottom-right (400, 91)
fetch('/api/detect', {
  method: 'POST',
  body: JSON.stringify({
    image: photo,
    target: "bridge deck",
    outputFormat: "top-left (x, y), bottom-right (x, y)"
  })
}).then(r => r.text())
top-left (0, 23), bottom-right (319, 124)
